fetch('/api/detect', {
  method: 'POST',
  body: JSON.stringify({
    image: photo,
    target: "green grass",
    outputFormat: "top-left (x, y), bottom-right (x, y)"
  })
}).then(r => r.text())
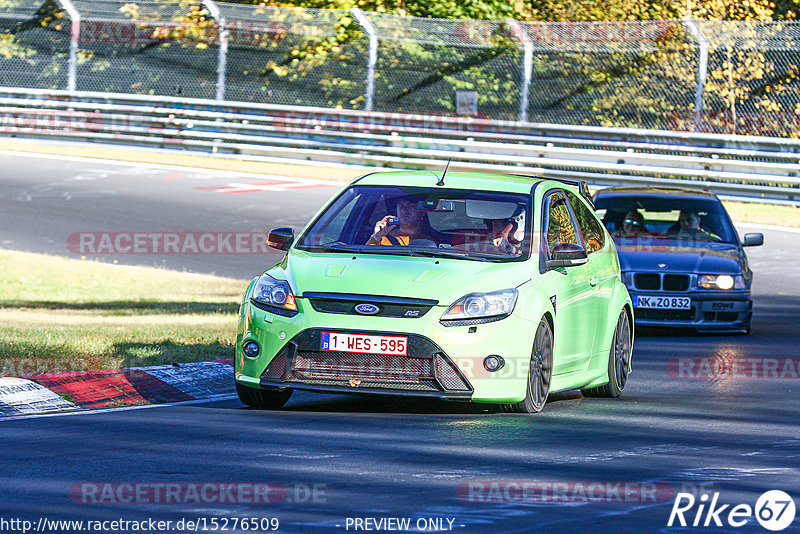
top-left (0, 249), bottom-right (248, 376)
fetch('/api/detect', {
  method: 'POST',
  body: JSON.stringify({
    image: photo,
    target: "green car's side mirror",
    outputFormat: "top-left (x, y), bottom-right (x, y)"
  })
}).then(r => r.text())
top-left (547, 242), bottom-right (588, 270)
top-left (267, 227), bottom-right (294, 251)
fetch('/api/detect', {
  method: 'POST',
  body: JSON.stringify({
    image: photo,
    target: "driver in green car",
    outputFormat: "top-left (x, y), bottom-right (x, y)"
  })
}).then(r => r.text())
top-left (366, 197), bottom-right (437, 246)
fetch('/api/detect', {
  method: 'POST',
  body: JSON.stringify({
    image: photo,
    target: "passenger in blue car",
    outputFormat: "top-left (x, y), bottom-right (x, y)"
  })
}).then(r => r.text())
top-left (614, 210), bottom-right (649, 238)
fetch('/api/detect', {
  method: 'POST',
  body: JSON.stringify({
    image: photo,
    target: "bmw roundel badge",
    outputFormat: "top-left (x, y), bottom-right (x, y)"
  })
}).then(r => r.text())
top-left (354, 303), bottom-right (380, 315)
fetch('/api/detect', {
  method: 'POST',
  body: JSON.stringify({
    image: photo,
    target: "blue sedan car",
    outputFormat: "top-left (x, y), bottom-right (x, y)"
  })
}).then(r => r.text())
top-left (593, 187), bottom-right (763, 334)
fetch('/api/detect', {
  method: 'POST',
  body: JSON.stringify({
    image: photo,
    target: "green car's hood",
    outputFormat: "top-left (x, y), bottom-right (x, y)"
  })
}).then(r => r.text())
top-left (270, 250), bottom-right (531, 305)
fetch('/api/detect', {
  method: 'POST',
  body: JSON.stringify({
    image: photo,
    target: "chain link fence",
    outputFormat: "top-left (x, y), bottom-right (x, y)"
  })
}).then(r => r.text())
top-left (71, 0), bottom-right (218, 98)
top-left (520, 20), bottom-right (699, 130)
top-left (696, 20), bottom-right (800, 135)
top-left (368, 15), bottom-right (523, 121)
top-left (1, 0), bottom-right (799, 136)
top-left (215, 4), bottom-right (368, 107)
top-left (0, 0), bottom-right (70, 90)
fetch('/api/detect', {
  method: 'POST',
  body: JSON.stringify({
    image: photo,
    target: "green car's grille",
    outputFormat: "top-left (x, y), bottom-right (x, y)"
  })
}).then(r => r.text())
top-left (303, 292), bottom-right (436, 319)
top-left (260, 329), bottom-right (471, 394)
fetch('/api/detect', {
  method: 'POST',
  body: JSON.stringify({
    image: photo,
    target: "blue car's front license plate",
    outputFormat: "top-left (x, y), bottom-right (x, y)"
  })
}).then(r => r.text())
top-left (633, 295), bottom-right (691, 309)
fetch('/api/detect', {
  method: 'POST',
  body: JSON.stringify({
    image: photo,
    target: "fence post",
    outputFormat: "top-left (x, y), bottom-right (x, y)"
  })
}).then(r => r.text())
top-left (351, 8), bottom-right (377, 112)
top-left (683, 18), bottom-right (709, 132)
top-left (506, 19), bottom-right (532, 122)
top-left (203, 0), bottom-right (228, 101)
top-left (56, 0), bottom-right (80, 93)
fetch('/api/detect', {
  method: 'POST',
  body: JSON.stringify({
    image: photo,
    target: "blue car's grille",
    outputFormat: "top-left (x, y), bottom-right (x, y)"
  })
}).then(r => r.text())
top-left (663, 275), bottom-right (690, 291)
top-left (636, 308), bottom-right (695, 321)
top-left (633, 273), bottom-right (690, 292)
top-left (634, 273), bottom-right (660, 290)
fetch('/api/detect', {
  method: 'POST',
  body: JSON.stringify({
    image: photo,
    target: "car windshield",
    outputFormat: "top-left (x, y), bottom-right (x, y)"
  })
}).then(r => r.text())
top-left (296, 185), bottom-right (531, 262)
top-left (594, 195), bottom-right (737, 245)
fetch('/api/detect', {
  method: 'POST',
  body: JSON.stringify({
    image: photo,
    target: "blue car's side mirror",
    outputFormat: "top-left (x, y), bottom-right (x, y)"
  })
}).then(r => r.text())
top-left (742, 233), bottom-right (763, 247)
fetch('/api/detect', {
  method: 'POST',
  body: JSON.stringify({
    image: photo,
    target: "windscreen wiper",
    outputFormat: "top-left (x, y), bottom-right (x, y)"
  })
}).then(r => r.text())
top-left (300, 242), bottom-right (360, 253)
top-left (406, 248), bottom-right (491, 262)
top-left (308, 243), bottom-right (421, 257)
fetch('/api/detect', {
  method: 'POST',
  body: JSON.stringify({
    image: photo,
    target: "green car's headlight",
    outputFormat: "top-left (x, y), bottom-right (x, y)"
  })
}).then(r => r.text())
top-left (251, 274), bottom-right (298, 312)
top-left (441, 289), bottom-right (518, 326)
top-left (698, 274), bottom-right (745, 290)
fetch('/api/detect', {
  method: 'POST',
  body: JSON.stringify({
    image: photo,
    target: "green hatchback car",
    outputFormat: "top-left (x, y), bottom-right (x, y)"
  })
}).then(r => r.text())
top-left (235, 171), bottom-right (633, 413)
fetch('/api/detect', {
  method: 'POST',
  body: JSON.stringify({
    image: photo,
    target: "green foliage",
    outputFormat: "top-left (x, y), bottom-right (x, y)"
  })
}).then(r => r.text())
top-left (402, 0), bottom-right (519, 20)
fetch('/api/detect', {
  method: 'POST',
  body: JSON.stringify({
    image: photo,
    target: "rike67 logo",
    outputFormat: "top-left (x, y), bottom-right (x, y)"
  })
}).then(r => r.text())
top-left (668, 490), bottom-right (796, 531)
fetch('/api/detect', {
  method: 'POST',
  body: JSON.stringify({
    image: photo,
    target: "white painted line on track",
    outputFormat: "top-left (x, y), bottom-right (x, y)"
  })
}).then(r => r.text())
top-left (0, 393), bottom-right (238, 423)
top-left (0, 149), bottom-right (346, 186)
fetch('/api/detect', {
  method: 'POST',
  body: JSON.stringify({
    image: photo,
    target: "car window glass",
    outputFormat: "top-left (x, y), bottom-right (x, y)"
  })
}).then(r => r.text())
top-left (594, 196), bottom-right (736, 244)
top-left (297, 185), bottom-right (532, 261)
top-left (565, 190), bottom-right (605, 254)
top-left (302, 188), bottom-right (360, 245)
top-left (318, 193), bottom-right (360, 244)
top-left (546, 195), bottom-right (578, 257)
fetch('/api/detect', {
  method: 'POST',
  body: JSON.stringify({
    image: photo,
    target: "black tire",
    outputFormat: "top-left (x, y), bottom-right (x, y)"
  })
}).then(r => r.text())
top-left (501, 318), bottom-right (553, 414)
top-left (583, 309), bottom-right (631, 398)
top-left (235, 381), bottom-right (292, 409)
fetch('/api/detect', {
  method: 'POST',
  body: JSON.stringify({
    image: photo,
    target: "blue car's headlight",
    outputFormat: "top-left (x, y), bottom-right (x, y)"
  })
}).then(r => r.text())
top-left (698, 274), bottom-right (745, 290)
top-left (251, 274), bottom-right (298, 312)
top-left (441, 289), bottom-right (518, 325)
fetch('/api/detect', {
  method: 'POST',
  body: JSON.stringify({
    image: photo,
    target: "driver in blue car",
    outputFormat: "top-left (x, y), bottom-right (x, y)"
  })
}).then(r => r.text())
top-left (669, 210), bottom-right (720, 240)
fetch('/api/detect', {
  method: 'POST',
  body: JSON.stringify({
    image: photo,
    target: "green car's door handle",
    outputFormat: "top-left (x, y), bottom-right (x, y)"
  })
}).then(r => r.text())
top-left (589, 277), bottom-right (598, 287)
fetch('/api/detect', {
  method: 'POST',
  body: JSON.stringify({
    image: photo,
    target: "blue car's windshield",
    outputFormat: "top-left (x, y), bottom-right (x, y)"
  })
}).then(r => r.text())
top-left (296, 185), bottom-right (531, 261)
top-left (594, 196), bottom-right (738, 245)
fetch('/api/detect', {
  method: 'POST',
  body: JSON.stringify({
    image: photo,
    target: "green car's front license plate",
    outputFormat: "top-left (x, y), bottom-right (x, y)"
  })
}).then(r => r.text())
top-left (321, 332), bottom-right (408, 356)
top-left (633, 295), bottom-right (691, 309)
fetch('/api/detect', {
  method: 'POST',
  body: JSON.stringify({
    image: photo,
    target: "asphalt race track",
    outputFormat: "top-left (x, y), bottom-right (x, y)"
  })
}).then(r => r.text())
top-left (1, 151), bottom-right (799, 533)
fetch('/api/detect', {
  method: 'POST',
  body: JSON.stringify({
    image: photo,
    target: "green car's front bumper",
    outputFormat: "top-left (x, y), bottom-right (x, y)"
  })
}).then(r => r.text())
top-left (235, 296), bottom-right (538, 404)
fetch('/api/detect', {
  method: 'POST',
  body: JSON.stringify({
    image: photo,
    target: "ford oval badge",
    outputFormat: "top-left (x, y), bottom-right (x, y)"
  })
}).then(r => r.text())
top-left (354, 303), bottom-right (380, 315)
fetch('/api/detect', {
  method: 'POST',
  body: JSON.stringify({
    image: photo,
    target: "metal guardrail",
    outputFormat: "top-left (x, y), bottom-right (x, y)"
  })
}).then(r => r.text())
top-left (1, 87), bottom-right (799, 203)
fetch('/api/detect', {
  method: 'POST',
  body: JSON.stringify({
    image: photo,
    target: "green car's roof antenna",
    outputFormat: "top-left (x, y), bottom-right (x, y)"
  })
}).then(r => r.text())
top-left (437, 157), bottom-right (451, 186)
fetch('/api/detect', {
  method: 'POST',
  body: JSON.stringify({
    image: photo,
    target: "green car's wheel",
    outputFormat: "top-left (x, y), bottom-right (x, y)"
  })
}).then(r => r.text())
top-left (583, 309), bottom-right (631, 398)
top-left (502, 318), bottom-right (553, 414)
top-left (235, 381), bottom-right (292, 409)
